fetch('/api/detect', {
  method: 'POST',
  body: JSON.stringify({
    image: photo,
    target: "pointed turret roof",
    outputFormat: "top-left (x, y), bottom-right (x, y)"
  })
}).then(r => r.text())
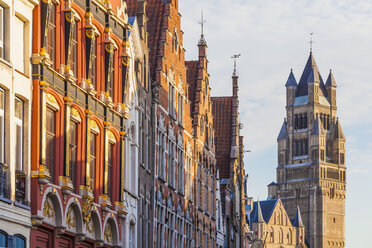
top-left (256, 200), bottom-right (265, 223)
top-left (285, 70), bottom-right (297, 87)
top-left (311, 115), bottom-right (325, 135)
top-left (277, 119), bottom-right (289, 140)
top-left (296, 52), bottom-right (327, 97)
top-left (333, 118), bottom-right (345, 139)
top-left (293, 206), bottom-right (304, 227)
top-left (326, 70), bottom-right (337, 87)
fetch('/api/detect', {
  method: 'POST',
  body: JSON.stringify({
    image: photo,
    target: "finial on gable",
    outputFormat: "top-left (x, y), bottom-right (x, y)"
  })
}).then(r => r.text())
top-left (198, 10), bottom-right (207, 45)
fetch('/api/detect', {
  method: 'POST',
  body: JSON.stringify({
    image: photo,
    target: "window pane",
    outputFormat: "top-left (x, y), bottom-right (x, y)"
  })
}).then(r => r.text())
top-left (14, 17), bottom-right (25, 72)
top-left (0, 232), bottom-right (7, 247)
top-left (71, 21), bottom-right (77, 76)
top-left (46, 109), bottom-right (55, 178)
top-left (107, 143), bottom-right (113, 198)
top-left (15, 98), bottom-right (23, 119)
top-left (0, 6), bottom-right (4, 58)
top-left (47, 4), bottom-right (56, 63)
top-left (90, 132), bottom-right (96, 190)
top-left (13, 236), bottom-right (26, 248)
top-left (16, 125), bottom-right (23, 170)
top-left (69, 121), bottom-right (77, 186)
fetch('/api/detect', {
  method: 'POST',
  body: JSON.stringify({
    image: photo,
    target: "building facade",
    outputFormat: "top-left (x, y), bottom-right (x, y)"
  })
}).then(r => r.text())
top-left (249, 199), bottom-right (307, 248)
top-left (186, 31), bottom-right (218, 247)
top-left (212, 67), bottom-right (247, 247)
top-left (0, 0), bottom-right (37, 247)
top-left (30, 0), bottom-right (142, 246)
top-left (269, 52), bottom-right (346, 248)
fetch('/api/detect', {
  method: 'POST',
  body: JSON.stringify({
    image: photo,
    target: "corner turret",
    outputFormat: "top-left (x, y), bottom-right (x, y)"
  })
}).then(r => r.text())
top-left (326, 70), bottom-right (337, 107)
top-left (285, 70), bottom-right (297, 106)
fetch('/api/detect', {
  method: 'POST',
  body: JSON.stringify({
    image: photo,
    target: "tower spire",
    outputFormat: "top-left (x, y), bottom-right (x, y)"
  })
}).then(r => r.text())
top-left (198, 10), bottom-right (207, 45)
top-left (231, 54), bottom-right (241, 76)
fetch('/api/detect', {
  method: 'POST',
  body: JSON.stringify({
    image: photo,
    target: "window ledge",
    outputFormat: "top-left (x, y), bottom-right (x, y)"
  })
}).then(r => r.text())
top-left (14, 202), bottom-right (31, 210)
top-left (0, 196), bottom-right (13, 204)
top-left (0, 58), bottom-right (12, 68)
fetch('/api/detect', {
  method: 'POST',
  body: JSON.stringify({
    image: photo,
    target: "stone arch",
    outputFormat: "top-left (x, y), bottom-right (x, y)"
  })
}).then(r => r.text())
top-left (86, 208), bottom-right (103, 242)
top-left (103, 215), bottom-right (120, 246)
top-left (40, 187), bottom-right (64, 228)
top-left (64, 197), bottom-right (84, 235)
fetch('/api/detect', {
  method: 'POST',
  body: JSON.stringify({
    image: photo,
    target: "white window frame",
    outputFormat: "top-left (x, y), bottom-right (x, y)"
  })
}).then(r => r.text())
top-left (14, 97), bottom-right (23, 171)
top-left (0, 88), bottom-right (4, 163)
top-left (0, 6), bottom-right (4, 59)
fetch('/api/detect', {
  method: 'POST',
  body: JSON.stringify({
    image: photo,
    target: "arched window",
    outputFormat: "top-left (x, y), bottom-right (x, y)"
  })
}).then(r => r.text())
top-left (13, 234), bottom-right (26, 248)
top-left (279, 228), bottom-right (283, 243)
top-left (0, 231), bottom-right (7, 247)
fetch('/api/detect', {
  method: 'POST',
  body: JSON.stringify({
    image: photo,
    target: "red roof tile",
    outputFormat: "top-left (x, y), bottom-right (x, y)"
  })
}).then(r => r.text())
top-left (212, 97), bottom-right (233, 179)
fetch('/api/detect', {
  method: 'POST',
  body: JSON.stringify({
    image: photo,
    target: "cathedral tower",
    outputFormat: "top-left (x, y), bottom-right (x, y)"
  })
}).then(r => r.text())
top-left (270, 52), bottom-right (346, 248)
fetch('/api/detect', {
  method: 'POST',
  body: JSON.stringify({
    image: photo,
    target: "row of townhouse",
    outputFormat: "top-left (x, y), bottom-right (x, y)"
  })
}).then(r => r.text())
top-left (0, 0), bottom-right (248, 247)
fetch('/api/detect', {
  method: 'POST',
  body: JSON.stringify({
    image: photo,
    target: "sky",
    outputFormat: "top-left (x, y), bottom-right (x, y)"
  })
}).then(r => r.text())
top-left (179, 0), bottom-right (372, 247)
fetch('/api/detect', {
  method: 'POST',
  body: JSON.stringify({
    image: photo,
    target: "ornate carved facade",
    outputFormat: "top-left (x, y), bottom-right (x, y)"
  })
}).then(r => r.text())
top-left (269, 52), bottom-right (346, 248)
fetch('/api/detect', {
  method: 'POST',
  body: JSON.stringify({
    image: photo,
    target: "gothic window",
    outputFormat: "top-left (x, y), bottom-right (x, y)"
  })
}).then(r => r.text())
top-left (279, 228), bottom-right (283, 243)
top-left (178, 93), bottom-right (184, 125)
top-left (159, 131), bottom-right (166, 179)
top-left (46, 108), bottom-right (56, 181)
top-left (169, 84), bottom-right (176, 118)
top-left (0, 88), bottom-right (4, 164)
top-left (340, 153), bottom-right (345, 164)
top-left (270, 227), bottom-right (274, 242)
top-left (47, 3), bottom-right (56, 65)
top-left (69, 120), bottom-right (78, 187)
top-left (200, 115), bottom-right (205, 136)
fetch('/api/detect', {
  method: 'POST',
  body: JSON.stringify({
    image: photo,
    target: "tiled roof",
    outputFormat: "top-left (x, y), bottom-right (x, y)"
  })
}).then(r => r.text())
top-left (285, 70), bottom-right (297, 87)
top-left (250, 199), bottom-right (279, 224)
top-left (277, 119), bottom-right (288, 140)
top-left (212, 97), bottom-right (233, 180)
top-left (326, 70), bottom-right (337, 87)
top-left (185, 60), bottom-right (198, 108)
top-left (296, 52), bottom-right (327, 98)
top-left (127, 0), bottom-right (167, 80)
top-left (267, 181), bottom-right (278, 187)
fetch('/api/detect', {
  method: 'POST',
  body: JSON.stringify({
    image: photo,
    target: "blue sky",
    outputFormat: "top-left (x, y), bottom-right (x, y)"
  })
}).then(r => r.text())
top-left (180, 0), bottom-right (372, 247)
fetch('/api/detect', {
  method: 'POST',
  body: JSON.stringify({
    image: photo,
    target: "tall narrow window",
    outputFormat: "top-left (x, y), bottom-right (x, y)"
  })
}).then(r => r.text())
top-left (90, 36), bottom-right (97, 88)
top-left (89, 132), bottom-right (96, 191)
top-left (46, 108), bottom-right (56, 181)
top-left (159, 132), bottom-right (165, 179)
top-left (71, 20), bottom-right (78, 77)
top-left (129, 223), bottom-right (135, 248)
top-left (14, 17), bottom-right (25, 73)
top-left (15, 98), bottom-right (24, 170)
top-left (178, 94), bottom-right (184, 125)
top-left (47, 3), bottom-right (56, 64)
top-left (107, 142), bottom-right (113, 199)
top-left (108, 50), bottom-right (115, 97)
top-left (130, 129), bottom-right (136, 193)
top-left (168, 140), bottom-right (175, 187)
top-left (0, 6), bottom-right (4, 58)
top-left (69, 121), bottom-right (78, 187)
top-left (0, 88), bottom-right (4, 164)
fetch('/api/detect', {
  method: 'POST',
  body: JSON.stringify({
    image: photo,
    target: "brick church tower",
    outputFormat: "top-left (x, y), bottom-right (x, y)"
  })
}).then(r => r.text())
top-left (268, 52), bottom-right (346, 248)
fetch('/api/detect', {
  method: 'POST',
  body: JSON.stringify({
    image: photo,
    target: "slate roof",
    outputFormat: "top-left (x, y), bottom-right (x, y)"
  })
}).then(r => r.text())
top-left (212, 97), bottom-right (233, 180)
top-left (296, 52), bottom-right (327, 98)
top-left (285, 70), bottom-right (297, 87)
top-left (326, 70), bottom-right (337, 87)
top-left (333, 119), bottom-right (345, 139)
top-left (292, 205), bottom-right (304, 227)
top-left (277, 119), bottom-right (289, 140)
top-left (268, 181), bottom-right (278, 187)
top-left (250, 199), bottom-right (278, 224)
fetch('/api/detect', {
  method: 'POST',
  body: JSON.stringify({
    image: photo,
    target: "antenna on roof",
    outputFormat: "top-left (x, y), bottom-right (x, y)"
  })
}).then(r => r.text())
top-left (309, 32), bottom-right (314, 52)
top-left (198, 10), bottom-right (207, 44)
top-left (231, 54), bottom-right (241, 76)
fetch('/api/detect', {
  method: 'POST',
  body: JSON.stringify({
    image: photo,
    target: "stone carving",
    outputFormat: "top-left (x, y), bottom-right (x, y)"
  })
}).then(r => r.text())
top-left (43, 197), bottom-right (54, 219)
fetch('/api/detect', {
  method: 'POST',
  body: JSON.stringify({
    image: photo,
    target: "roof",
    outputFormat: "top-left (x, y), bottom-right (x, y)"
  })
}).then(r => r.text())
top-left (333, 119), bottom-right (345, 139)
top-left (268, 181), bottom-right (278, 187)
top-left (250, 199), bottom-right (278, 224)
top-left (292, 206), bottom-right (304, 227)
top-left (326, 70), bottom-right (337, 87)
top-left (285, 70), bottom-right (297, 87)
top-left (296, 52), bottom-right (327, 98)
top-left (212, 97), bottom-right (233, 180)
top-left (185, 60), bottom-right (198, 108)
top-left (277, 119), bottom-right (289, 140)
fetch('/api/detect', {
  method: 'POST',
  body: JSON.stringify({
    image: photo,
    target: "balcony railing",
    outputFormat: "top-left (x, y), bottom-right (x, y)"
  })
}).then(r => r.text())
top-left (0, 163), bottom-right (8, 199)
top-left (15, 170), bottom-right (26, 204)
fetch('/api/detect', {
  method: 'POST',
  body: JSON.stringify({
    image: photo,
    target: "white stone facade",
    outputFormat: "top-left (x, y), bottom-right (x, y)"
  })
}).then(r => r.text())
top-left (0, 0), bottom-right (37, 247)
